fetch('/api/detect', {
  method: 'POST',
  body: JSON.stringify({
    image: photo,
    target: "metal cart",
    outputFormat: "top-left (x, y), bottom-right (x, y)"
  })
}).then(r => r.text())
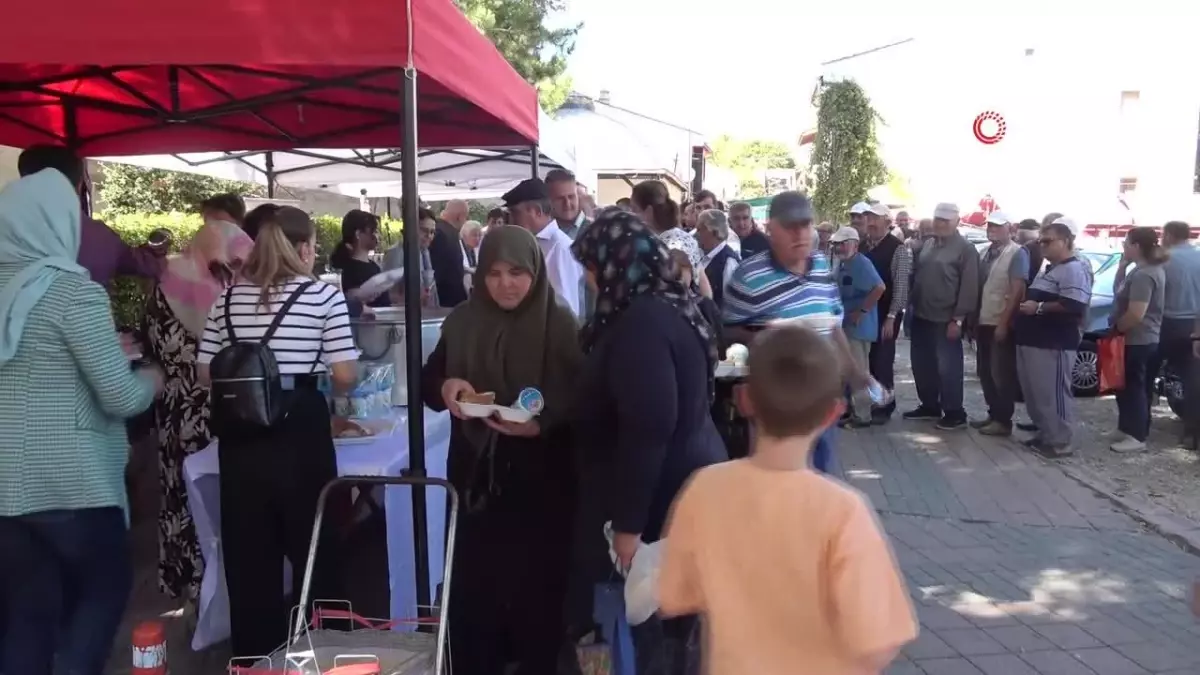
top-left (228, 475), bottom-right (459, 675)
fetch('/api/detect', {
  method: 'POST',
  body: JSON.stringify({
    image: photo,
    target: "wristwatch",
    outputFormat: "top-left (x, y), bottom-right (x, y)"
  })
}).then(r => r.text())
top-left (1035, 302), bottom-right (1045, 315)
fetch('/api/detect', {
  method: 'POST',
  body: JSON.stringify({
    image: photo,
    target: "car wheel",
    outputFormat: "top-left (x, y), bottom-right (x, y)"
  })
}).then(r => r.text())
top-left (1162, 364), bottom-right (1187, 419)
top-left (1073, 340), bottom-right (1100, 397)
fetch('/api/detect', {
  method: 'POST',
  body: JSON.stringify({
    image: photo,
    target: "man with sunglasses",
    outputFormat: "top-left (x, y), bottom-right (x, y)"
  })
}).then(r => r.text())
top-left (724, 192), bottom-right (872, 472)
top-left (1012, 217), bottom-right (1092, 457)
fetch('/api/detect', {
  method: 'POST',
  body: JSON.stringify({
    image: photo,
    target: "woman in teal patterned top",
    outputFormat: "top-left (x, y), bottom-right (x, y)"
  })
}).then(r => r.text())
top-left (0, 169), bottom-right (163, 675)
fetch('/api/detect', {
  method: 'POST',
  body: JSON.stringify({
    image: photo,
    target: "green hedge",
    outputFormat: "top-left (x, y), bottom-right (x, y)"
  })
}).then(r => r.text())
top-left (104, 212), bottom-right (402, 329)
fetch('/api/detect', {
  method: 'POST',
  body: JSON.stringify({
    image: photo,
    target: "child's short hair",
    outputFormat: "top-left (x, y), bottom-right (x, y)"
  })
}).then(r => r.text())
top-left (747, 325), bottom-right (842, 438)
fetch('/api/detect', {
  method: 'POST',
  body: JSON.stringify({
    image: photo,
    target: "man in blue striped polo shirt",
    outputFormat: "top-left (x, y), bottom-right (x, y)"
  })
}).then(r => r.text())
top-left (724, 191), bottom-right (871, 473)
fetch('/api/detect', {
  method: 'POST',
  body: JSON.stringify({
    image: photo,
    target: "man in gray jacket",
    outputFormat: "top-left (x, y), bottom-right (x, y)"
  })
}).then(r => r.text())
top-left (903, 202), bottom-right (980, 430)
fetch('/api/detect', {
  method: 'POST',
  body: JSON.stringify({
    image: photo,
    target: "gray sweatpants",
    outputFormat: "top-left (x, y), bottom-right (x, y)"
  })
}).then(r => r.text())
top-left (1015, 345), bottom-right (1075, 446)
top-left (847, 339), bottom-right (873, 422)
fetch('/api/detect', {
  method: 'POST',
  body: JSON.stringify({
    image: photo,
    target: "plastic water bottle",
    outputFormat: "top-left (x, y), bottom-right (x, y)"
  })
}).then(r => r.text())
top-left (866, 379), bottom-right (893, 406)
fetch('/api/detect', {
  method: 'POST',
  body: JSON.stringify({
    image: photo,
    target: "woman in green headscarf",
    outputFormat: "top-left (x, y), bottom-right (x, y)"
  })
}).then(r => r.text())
top-left (0, 169), bottom-right (162, 675)
top-left (422, 225), bottom-right (582, 675)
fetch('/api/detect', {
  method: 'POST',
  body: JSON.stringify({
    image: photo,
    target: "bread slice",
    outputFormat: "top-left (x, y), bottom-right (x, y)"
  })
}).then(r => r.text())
top-left (460, 391), bottom-right (496, 405)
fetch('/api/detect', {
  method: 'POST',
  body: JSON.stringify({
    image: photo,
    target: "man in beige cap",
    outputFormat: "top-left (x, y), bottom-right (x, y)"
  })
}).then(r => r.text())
top-left (816, 221), bottom-right (837, 259)
top-left (904, 202), bottom-right (980, 430)
top-left (861, 201), bottom-right (912, 423)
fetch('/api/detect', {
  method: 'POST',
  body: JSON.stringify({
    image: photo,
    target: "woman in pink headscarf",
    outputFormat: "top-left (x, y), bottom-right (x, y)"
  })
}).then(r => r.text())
top-left (145, 194), bottom-right (254, 601)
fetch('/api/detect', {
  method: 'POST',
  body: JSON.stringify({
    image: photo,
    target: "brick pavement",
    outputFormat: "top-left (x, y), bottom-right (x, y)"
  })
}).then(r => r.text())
top-left (834, 412), bottom-right (1200, 674)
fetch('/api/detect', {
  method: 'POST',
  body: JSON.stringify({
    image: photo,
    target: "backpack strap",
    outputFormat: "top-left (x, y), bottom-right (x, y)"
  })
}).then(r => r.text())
top-left (260, 281), bottom-right (316, 346)
top-left (223, 287), bottom-right (238, 345)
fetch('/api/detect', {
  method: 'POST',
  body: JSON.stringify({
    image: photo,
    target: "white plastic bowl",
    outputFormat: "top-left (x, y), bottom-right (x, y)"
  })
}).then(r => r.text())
top-left (495, 406), bottom-right (534, 423)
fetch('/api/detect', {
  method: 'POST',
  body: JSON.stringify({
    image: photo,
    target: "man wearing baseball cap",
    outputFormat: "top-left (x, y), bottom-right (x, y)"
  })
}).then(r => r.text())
top-left (971, 211), bottom-right (1030, 436)
top-left (849, 201), bottom-right (871, 235)
top-left (904, 202), bottom-right (980, 430)
top-left (829, 226), bottom-right (886, 428)
top-left (724, 192), bottom-right (873, 472)
top-left (861, 201), bottom-right (913, 424)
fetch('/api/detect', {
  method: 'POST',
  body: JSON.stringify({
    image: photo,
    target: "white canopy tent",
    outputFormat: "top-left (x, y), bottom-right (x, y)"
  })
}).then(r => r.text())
top-left (97, 109), bottom-right (593, 201)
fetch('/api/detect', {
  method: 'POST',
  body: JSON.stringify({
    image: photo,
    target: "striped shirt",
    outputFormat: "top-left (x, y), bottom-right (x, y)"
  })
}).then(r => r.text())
top-left (723, 250), bottom-right (844, 335)
top-left (197, 277), bottom-right (358, 374)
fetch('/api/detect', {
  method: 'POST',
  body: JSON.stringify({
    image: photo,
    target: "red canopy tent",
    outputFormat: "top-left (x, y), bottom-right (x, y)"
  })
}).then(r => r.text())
top-left (1, 0), bottom-right (541, 620)
top-left (0, 0), bottom-right (539, 153)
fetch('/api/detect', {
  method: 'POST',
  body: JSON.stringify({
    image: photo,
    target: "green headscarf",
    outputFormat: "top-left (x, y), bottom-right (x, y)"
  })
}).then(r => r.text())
top-left (441, 225), bottom-right (582, 449)
top-left (0, 169), bottom-right (87, 366)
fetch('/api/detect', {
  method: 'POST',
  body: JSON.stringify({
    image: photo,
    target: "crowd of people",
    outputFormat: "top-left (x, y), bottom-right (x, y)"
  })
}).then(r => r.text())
top-left (1, 138), bottom-right (1198, 675)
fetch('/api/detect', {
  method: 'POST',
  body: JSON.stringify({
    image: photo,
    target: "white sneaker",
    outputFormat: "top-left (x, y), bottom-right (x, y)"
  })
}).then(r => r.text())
top-left (1110, 437), bottom-right (1147, 453)
top-left (1107, 430), bottom-right (1129, 442)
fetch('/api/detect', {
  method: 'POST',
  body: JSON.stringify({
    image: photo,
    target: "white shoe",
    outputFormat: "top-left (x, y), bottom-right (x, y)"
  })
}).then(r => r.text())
top-left (1107, 430), bottom-right (1129, 442)
top-left (1110, 437), bottom-right (1147, 453)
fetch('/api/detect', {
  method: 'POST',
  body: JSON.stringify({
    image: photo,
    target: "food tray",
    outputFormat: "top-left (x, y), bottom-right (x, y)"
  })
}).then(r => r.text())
top-left (457, 402), bottom-right (534, 423)
top-left (334, 416), bottom-right (399, 446)
top-left (715, 361), bottom-right (747, 379)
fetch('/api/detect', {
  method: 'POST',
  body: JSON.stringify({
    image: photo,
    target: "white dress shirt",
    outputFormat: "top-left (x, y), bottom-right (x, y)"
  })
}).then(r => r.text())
top-left (533, 219), bottom-right (584, 318)
top-left (699, 242), bottom-right (738, 294)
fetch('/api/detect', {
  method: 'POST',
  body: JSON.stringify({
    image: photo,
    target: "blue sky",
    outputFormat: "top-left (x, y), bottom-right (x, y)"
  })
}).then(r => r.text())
top-left (558, 0), bottom-right (1193, 142)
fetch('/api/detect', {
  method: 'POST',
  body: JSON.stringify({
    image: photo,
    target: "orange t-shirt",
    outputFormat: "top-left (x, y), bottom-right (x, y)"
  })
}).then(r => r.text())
top-left (658, 460), bottom-right (918, 675)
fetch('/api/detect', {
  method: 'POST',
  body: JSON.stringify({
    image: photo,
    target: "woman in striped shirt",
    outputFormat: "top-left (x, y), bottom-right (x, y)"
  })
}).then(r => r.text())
top-left (197, 206), bottom-right (359, 658)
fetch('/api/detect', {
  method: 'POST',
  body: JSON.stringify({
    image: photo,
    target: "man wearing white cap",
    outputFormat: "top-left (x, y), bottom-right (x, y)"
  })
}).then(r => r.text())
top-left (849, 201), bottom-right (871, 235)
top-left (829, 226), bottom-right (886, 427)
top-left (861, 202), bottom-right (912, 423)
top-left (904, 202), bottom-right (980, 430)
top-left (970, 211), bottom-right (1030, 436)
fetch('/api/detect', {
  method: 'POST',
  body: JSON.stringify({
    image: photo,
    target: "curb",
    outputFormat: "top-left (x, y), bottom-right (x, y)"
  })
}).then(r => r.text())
top-left (1058, 462), bottom-right (1200, 556)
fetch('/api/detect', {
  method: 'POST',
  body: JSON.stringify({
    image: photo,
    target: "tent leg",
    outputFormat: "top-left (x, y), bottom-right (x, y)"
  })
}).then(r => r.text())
top-left (399, 67), bottom-right (432, 620)
top-left (531, 144), bottom-right (540, 179)
top-left (265, 152), bottom-right (276, 199)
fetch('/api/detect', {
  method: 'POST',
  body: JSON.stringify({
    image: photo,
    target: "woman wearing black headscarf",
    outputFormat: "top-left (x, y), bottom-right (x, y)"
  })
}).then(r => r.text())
top-left (421, 226), bottom-right (583, 675)
top-left (569, 210), bottom-right (726, 675)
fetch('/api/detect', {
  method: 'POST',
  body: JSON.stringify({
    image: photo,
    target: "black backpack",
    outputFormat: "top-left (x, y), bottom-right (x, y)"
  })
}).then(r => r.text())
top-left (209, 281), bottom-right (315, 430)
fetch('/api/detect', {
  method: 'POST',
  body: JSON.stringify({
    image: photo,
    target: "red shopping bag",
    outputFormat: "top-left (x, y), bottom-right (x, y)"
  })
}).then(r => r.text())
top-left (1098, 335), bottom-right (1125, 393)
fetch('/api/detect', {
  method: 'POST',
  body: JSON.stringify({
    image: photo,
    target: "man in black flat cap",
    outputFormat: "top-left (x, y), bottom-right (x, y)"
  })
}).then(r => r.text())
top-left (502, 178), bottom-right (585, 318)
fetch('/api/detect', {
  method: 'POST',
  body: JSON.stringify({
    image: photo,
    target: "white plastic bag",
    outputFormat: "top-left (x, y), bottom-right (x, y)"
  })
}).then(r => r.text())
top-left (603, 521), bottom-right (664, 626)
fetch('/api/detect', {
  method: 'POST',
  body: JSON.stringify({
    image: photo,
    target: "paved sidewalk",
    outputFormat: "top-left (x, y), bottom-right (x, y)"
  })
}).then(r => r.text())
top-left (835, 407), bottom-right (1200, 674)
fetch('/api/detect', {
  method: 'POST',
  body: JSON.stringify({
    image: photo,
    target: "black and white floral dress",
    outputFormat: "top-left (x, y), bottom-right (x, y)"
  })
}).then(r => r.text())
top-left (145, 285), bottom-right (211, 599)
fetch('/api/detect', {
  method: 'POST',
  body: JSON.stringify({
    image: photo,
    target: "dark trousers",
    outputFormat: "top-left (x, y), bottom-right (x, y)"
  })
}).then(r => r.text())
top-left (630, 615), bottom-right (699, 675)
top-left (1116, 343), bottom-right (1158, 442)
top-left (1157, 319), bottom-right (1200, 435)
top-left (0, 507), bottom-right (131, 675)
top-left (869, 311), bottom-right (901, 415)
top-left (218, 388), bottom-right (343, 658)
top-left (910, 317), bottom-right (965, 415)
top-left (976, 325), bottom-right (1018, 425)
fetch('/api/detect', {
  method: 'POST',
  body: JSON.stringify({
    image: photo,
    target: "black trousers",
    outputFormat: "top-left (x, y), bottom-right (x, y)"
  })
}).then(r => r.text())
top-left (1156, 320), bottom-right (1200, 437)
top-left (218, 388), bottom-right (342, 658)
top-left (1116, 343), bottom-right (1157, 441)
top-left (976, 325), bottom-right (1018, 426)
top-left (868, 310), bottom-right (902, 415)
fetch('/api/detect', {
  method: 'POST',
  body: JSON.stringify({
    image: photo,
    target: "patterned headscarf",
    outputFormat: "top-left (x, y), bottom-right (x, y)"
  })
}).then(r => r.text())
top-left (571, 210), bottom-right (718, 401)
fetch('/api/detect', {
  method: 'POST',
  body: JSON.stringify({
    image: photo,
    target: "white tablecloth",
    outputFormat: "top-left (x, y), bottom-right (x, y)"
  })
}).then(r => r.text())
top-left (182, 406), bottom-right (453, 650)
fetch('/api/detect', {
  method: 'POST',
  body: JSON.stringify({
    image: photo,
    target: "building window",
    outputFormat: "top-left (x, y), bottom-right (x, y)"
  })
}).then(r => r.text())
top-left (1194, 110), bottom-right (1200, 193)
top-left (1118, 91), bottom-right (1140, 183)
top-left (1119, 177), bottom-right (1137, 193)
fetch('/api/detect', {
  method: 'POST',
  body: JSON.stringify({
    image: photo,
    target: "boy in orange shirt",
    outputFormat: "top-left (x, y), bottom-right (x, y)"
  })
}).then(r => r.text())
top-left (658, 324), bottom-right (918, 674)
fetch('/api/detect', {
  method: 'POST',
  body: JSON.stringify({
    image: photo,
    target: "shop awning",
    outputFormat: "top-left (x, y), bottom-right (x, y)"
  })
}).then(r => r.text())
top-left (0, 0), bottom-right (539, 154)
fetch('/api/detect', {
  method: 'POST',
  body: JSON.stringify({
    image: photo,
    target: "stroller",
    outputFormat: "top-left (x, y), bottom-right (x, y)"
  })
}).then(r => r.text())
top-left (228, 475), bottom-right (459, 675)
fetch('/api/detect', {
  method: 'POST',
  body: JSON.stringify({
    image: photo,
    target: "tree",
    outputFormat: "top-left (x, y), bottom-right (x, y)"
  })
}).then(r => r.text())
top-left (457, 0), bottom-right (580, 111)
top-left (809, 79), bottom-right (888, 220)
top-left (709, 135), bottom-right (797, 198)
top-left (96, 162), bottom-right (263, 215)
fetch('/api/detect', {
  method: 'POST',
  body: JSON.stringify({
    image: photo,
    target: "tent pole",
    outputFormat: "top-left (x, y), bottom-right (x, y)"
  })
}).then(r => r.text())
top-left (399, 66), bottom-right (432, 619)
top-left (530, 144), bottom-right (539, 179)
top-left (265, 152), bottom-right (276, 199)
